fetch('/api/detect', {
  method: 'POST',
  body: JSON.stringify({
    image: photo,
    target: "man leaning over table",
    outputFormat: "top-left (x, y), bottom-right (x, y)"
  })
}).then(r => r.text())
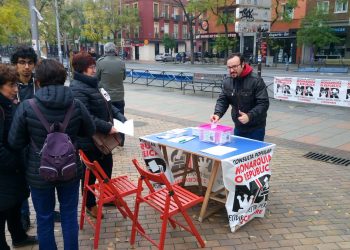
top-left (210, 53), bottom-right (269, 141)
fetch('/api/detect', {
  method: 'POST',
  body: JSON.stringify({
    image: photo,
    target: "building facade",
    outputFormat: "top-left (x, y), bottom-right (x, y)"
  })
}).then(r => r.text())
top-left (303, 0), bottom-right (350, 61)
top-left (267, 0), bottom-right (307, 64)
top-left (123, 0), bottom-right (198, 60)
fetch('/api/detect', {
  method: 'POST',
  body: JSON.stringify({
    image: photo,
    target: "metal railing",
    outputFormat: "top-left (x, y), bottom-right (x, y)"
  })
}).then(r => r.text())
top-left (126, 69), bottom-right (193, 89)
top-left (125, 68), bottom-right (275, 99)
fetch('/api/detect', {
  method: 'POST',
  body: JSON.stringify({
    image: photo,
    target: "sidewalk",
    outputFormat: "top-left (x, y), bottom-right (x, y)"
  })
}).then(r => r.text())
top-left (10, 84), bottom-right (350, 250)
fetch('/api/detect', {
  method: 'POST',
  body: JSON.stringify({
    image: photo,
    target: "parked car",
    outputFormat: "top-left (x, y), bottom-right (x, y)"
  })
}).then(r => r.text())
top-left (155, 53), bottom-right (174, 62)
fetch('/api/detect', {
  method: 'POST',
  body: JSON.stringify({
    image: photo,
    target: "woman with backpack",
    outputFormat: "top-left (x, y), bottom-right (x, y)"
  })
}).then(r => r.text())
top-left (69, 52), bottom-right (126, 218)
top-left (0, 64), bottom-right (38, 249)
top-left (8, 59), bottom-right (96, 250)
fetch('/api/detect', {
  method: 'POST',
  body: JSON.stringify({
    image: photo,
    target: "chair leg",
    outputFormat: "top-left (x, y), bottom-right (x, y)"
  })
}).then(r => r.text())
top-left (181, 210), bottom-right (205, 248)
top-left (80, 188), bottom-right (87, 230)
top-left (130, 197), bottom-right (141, 246)
top-left (93, 200), bottom-right (104, 249)
top-left (119, 198), bottom-right (145, 234)
top-left (114, 199), bottom-right (128, 219)
top-left (80, 169), bottom-right (90, 230)
top-left (159, 215), bottom-right (169, 250)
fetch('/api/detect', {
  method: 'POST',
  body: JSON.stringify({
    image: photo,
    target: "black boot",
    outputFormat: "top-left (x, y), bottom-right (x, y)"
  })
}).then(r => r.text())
top-left (12, 235), bottom-right (38, 248)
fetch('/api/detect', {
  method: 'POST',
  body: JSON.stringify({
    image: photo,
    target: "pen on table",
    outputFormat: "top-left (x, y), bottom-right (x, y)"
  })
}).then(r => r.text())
top-left (179, 139), bottom-right (188, 143)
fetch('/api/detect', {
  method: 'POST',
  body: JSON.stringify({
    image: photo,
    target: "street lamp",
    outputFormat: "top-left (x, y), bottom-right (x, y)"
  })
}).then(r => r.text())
top-left (54, 0), bottom-right (63, 63)
top-left (28, 0), bottom-right (41, 57)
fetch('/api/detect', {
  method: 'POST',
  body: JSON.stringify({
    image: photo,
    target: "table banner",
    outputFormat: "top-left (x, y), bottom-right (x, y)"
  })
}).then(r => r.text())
top-left (274, 77), bottom-right (350, 107)
top-left (139, 139), bottom-right (174, 184)
top-left (222, 145), bottom-right (275, 232)
top-left (139, 139), bottom-right (224, 192)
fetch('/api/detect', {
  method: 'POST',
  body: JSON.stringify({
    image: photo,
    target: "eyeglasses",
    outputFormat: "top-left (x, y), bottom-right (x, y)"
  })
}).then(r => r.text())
top-left (227, 64), bottom-right (241, 70)
top-left (17, 60), bottom-right (35, 66)
top-left (88, 65), bottom-right (96, 70)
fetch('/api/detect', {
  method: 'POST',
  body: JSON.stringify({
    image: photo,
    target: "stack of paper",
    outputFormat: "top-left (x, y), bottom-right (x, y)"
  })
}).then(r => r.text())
top-left (113, 119), bottom-right (134, 136)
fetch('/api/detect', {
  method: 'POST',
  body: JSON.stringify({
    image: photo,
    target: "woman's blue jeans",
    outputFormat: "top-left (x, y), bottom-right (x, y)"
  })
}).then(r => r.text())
top-left (30, 180), bottom-right (79, 250)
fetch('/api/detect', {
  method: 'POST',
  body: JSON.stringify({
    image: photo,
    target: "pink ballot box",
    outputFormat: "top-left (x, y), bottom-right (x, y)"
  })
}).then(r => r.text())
top-left (198, 124), bottom-right (233, 145)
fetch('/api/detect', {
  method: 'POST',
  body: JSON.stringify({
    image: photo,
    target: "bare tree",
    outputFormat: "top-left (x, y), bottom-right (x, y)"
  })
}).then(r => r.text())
top-left (171, 0), bottom-right (207, 64)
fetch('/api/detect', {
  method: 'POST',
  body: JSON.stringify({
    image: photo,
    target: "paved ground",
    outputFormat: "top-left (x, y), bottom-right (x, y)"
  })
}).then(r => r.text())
top-left (11, 81), bottom-right (350, 250)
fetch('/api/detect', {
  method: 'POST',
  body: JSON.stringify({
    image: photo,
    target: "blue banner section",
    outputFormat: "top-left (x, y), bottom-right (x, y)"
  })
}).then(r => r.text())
top-left (126, 70), bottom-right (193, 82)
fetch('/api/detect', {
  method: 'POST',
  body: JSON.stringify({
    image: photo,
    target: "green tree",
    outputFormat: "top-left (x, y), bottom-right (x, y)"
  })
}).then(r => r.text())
top-left (81, 0), bottom-right (107, 53)
top-left (271, 0), bottom-right (298, 26)
top-left (204, 0), bottom-right (235, 60)
top-left (214, 35), bottom-right (237, 58)
top-left (265, 0), bottom-right (298, 59)
top-left (0, 0), bottom-right (29, 44)
top-left (171, 0), bottom-right (207, 64)
top-left (162, 34), bottom-right (176, 55)
top-left (103, 1), bottom-right (139, 45)
top-left (297, 8), bottom-right (342, 63)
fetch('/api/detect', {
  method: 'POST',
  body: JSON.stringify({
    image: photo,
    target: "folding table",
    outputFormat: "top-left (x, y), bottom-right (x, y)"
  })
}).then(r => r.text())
top-left (140, 128), bottom-right (275, 232)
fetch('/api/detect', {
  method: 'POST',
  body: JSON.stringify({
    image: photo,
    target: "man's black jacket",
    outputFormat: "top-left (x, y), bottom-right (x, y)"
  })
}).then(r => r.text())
top-left (214, 65), bottom-right (269, 132)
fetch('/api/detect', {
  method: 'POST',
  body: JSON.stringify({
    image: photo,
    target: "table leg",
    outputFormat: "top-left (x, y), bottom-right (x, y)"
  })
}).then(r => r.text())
top-left (198, 160), bottom-right (220, 222)
top-left (180, 152), bottom-right (191, 186)
top-left (161, 145), bottom-right (169, 163)
top-left (192, 154), bottom-right (203, 195)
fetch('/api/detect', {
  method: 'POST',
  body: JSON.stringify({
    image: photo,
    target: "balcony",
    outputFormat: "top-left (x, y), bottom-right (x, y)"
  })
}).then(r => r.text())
top-left (160, 12), bottom-right (170, 20)
top-left (154, 12), bottom-right (160, 20)
top-left (173, 15), bottom-right (181, 22)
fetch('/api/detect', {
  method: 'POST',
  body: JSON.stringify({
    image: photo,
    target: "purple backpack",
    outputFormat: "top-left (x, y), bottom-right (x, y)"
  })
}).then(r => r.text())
top-left (29, 99), bottom-right (77, 182)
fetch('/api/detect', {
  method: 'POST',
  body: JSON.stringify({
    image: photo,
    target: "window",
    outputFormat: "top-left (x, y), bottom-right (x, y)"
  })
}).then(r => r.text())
top-left (182, 25), bottom-right (188, 39)
top-left (134, 27), bottom-right (139, 38)
top-left (164, 23), bottom-right (169, 34)
top-left (174, 24), bottom-right (178, 38)
top-left (335, 0), bottom-right (348, 13)
top-left (154, 22), bottom-right (159, 38)
top-left (317, 1), bottom-right (329, 13)
top-left (154, 3), bottom-right (159, 18)
top-left (133, 2), bottom-right (138, 9)
top-left (164, 4), bottom-right (169, 18)
top-left (173, 7), bottom-right (179, 18)
top-left (282, 3), bottom-right (294, 19)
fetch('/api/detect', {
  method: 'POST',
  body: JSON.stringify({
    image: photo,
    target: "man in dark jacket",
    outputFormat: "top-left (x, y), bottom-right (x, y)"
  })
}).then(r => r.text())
top-left (96, 42), bottom-right (126, 114)
top-left (96, 42), bottom-right (126, 145)
top-left (210, 53), bottom-right (269, 141)
top-left (11, 46), bottom-right (37, 102)
top-left (10, 46), bottom-right (37, 231)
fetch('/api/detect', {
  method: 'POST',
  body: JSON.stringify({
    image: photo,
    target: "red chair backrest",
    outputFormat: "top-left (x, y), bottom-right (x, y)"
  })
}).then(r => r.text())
top-left (79, 150), bottom-right (119, 193)
top-left (132, 159), bottom-right (175, 193)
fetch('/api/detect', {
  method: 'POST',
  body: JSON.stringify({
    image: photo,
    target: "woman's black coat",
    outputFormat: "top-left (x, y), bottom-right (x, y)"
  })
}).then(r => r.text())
top-left (8, 85), bottom-right (96, 189)
top-left (0, 94), bottom-right (29, 211)
top-left (69, 72), bottom-right (126, 152)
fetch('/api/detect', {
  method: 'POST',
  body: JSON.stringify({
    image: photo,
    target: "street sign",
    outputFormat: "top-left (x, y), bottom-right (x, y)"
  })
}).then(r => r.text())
top-left (236, 0), bottom-right (271, 8)
top-left (235, 21), bottom-right (270, 32)
top-left (236, 7), bottom-right (271, 22)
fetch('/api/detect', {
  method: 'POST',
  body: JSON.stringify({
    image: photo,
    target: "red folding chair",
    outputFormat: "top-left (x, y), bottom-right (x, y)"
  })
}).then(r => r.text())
top-left (130, 159), bottom-right (205, 250)
top-left (79, 150), bottom-right (143, 249)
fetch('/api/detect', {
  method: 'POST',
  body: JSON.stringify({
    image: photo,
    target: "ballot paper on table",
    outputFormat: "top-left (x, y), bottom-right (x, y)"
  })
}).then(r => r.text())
top-left (200, 145), bottom-right (237, 156)
top-left (113, 119), bottom-right (134, 136)
top-left (168, 136), bottom-right (196, 143)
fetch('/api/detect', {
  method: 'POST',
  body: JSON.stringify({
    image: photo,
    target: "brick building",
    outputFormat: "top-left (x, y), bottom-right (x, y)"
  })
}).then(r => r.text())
top-left (123, 0), bottom-right (198, 60)
top-left (266, 0), bottom-right (307, 64)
